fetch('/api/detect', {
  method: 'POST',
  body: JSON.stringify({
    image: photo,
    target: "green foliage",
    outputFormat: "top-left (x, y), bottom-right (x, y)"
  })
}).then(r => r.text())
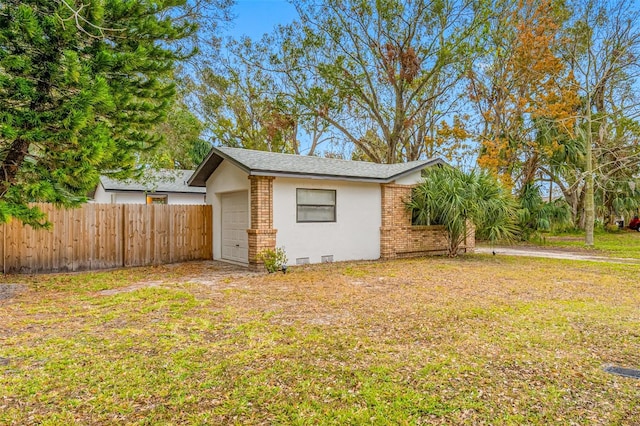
top-left (408, 166), bottom-right (518, 256)
top-left (343, 0), bottom-right (479, 162)
top-left (596, 176), bottom-right (640, 226)
top-left (0, 0), bottom-right (197, 226)
top-left (470, 0), bottom-right (640, 246)
top-left (196, 54), bottom-right (298, 154)
top-left (517, 183), bottom-right (572, 240)
top-left (213, 0), bottom-right (482, 163)
top-left (142, 93), bottom-right (210, 170)
top-left (257, 247), bottom-right (288, 273)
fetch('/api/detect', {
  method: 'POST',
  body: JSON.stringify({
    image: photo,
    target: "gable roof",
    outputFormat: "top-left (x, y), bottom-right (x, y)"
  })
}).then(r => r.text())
top-left (100, 169), bottom-right (205, 194)
top-left (188, 146), bottom-right (444, 186)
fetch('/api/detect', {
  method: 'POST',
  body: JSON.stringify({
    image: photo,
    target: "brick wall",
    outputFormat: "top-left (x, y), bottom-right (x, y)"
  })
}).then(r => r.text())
top-left (380, 183), bottom-right (475, 259)
top-left (248, 176), bottom-right (277, 270)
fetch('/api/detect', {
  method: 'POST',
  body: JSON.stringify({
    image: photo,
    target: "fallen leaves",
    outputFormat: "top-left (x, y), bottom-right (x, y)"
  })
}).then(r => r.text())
top-left (0, 256), bottom-right (639, 424)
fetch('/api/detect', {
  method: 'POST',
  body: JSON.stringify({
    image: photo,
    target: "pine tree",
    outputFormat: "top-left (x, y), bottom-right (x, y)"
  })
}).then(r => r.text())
top-left (0, 0), bottom-right (196, 226)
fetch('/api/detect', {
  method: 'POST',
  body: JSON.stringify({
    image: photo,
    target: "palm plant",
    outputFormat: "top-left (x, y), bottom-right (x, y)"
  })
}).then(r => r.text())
top-left (517, 182), bottom-right (572, 239)
top-left (407, 166), bottom-right (518, 256)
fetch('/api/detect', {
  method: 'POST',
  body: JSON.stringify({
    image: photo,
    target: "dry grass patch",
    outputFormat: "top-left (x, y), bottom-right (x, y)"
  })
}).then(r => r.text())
top-left (1, 256), bottom-right (639, 424)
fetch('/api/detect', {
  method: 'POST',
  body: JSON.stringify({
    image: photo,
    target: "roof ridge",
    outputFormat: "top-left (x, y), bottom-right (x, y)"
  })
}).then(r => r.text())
top-left (188, 146), bottom-right (443, 187)
top-left (217, 146), bottom-right (432, 167)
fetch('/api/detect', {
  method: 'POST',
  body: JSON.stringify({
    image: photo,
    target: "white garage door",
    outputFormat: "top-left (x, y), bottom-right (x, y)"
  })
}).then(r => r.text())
top-left (221, 191), bottom-right (249, 263)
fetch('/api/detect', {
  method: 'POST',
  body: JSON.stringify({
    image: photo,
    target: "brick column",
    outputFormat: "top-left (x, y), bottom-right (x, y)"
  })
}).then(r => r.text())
top-left (463, 222), bottom-right (476, 253)
top-left (380, 183), bottom-right (413, 259)
top-left (247, 176), bottom-right (277, 271)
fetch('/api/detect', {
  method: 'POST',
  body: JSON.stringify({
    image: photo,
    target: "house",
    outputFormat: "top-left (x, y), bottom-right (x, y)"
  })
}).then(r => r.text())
top-left (93, 169), bottom-right (206, 204)
top-left (188, 147), bottom-right (474, 270)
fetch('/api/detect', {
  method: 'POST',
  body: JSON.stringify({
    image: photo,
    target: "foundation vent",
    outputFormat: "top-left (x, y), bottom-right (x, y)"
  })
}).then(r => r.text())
top-left (296, 257), bottom-right (310, 265)
top-left (321, 255), bottom-right (334, 263)
top-left (603, 365), bottom-right (640, 379)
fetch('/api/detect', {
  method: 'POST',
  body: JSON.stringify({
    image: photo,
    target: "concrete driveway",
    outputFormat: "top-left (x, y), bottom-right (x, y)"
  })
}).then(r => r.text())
top-left (475, 246), bottom-right (640, 265)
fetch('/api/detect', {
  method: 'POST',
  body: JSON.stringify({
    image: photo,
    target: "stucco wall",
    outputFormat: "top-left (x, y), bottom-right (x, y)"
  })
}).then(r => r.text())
top-left (114, 192), bottom-right (147, 203)
top-left (206, 161), bottom-right (251, 261)
top-left (93, 187), bottom-right (146, 204)
top-left (393, 170), bottom-right (423, 186)
top-left (93, 184), bottom-right (113, 203)
top-left (273, 177), bottom-right (381, 265)
top-left (166, 193), bottom-right (206, 205)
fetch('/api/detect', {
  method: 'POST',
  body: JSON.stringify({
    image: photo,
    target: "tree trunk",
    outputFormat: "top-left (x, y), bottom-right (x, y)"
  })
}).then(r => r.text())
top-left (0, 137), bottom-right (30, 198)
top-left (584, 108), bottom-right (595, 247)
top-left (560, 181), bottom-right (580, 227)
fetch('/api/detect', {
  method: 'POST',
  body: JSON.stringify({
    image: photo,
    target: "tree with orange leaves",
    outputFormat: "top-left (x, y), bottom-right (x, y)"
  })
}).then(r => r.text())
top-left (468, 0), bottom-right (579, 193)
top-left (471, 0), bottom-right (640, 247)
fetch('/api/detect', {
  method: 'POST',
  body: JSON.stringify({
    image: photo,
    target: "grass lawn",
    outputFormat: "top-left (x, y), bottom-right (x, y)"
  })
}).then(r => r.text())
top-left (1, 256), bottom-right (639, 424)
top-left (534, 230), bottom-right (640, 259)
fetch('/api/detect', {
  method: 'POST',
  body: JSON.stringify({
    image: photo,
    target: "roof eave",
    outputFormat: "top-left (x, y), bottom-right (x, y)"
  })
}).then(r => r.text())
top-left (101, 189), bottom-right (206, 194)
top-left (187, 147), bottom-right (217, 187)
top-left (385, 158), bottom-right (446, 182)
top-left (188, 146), bottom-right (251, 187)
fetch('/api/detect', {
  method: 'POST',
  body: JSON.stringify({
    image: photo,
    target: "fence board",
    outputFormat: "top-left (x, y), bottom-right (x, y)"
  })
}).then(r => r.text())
top-left (0, 223), bottom-right (4, 273)
top-left (204, 205), bottom-right (213, 259)
top-left (4, 219), bottom-right (16, 273)
top-left (2, 203), bottom-right (212, 274)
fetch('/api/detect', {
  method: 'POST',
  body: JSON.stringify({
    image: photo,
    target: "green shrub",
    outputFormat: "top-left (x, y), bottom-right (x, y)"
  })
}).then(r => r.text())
top-left (407, 167), bottom-right (518, 256)
top-left (257, 247), bottom-right (288, 273)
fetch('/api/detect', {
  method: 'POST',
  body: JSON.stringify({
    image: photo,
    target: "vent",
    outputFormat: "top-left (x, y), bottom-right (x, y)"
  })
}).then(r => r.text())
top-left (296, 257), bottom-right (310, 265)
top-left (603, 365), bottom-right (640, 379)
top-left (321, 255), bottom-right (333, 263)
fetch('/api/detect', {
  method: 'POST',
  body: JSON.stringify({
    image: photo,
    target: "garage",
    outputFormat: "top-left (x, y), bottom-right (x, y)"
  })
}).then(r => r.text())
top-left (221, 191), bottom-right (249, 263)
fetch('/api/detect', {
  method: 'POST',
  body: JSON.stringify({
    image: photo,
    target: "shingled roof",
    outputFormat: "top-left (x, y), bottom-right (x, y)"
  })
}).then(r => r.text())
top-left (188, 147), bottom-right (444, 187)
top-left (100, 169), bottom-right (205, 194)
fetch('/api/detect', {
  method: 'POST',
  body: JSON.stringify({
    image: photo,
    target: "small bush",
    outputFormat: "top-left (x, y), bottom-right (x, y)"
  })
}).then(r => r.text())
top-left (257, 247), bottom-right (288, 273)
top-left (605, 223), bottom-right (622, 233)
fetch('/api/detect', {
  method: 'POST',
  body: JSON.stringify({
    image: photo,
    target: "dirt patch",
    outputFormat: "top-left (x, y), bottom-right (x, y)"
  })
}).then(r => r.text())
top-left (96, 261), bottom-right (259, 296)
top-left (0, 284), bottom-right (27, 301)
top-left (97, 281), bottom-right (166, 296)
top-left (511, 241), bottom-right (604, 254)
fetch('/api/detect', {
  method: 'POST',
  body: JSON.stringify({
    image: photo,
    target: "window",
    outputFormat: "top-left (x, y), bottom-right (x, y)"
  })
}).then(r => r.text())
top-left (297, 189), bottom-right (336, 222)
top-left (146, 194), bottom-right (168, 205)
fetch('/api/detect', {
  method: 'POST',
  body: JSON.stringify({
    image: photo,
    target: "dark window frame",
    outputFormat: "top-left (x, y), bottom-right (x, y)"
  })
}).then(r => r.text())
top-left (296, 188), bottom-right (337, 223)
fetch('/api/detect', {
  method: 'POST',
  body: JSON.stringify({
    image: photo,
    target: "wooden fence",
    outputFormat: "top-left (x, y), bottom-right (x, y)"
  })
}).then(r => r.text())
top-left (0, 203), bottom-right (212, 274)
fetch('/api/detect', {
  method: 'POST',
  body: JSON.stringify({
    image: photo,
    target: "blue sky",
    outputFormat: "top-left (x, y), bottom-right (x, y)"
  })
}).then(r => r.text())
top-left (225, 0), bottom-right (298, 40)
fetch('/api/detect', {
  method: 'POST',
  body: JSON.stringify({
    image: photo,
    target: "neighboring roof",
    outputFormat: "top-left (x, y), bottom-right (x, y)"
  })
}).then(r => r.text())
top-left (188, 146), bottom-right (444, 186)
top-left (100, 169), bottom-right (205, 194)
